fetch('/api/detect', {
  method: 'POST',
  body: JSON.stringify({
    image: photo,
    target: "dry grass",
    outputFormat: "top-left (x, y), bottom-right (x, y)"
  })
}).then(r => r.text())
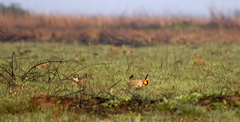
top-left (1, 12), bottom-right (240, 46)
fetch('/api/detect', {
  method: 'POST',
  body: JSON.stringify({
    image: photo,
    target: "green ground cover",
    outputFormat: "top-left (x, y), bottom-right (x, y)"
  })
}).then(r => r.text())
top-left (0, 42), bottom-right (240, 121)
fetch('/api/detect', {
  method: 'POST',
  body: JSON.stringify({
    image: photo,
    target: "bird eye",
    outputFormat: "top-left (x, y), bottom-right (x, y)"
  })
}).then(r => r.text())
top-left (143, 80), bottom-right (148, 85)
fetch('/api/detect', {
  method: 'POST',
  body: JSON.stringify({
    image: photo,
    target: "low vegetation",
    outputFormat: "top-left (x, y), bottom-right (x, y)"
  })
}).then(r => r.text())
top-left (1, 3), bottom-right (240, 121)
top-left (0, 41), bottom-right (240, 121)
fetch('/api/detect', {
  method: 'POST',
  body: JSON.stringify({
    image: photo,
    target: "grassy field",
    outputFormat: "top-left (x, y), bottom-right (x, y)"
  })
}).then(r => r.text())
top-left (0, 41), bottom-right (240, 121)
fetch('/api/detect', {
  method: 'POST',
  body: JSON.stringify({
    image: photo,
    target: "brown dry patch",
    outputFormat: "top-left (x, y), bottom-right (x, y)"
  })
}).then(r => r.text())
top-left (194, 59), bottom-right (205, 66)
top-left (170, 36), bottom-right (189, 44)
top-left (36, 61), bottom-right (50, 69)
top-left (30, 94), bottom-right (56, 109)
top-left (123, 49), bottom-right (132, 54)
top-left (228, 96), bottom-right (240, 102)
top-left (54, 113), bottom-right (62, 120)
top-left (30, 94), bottom-right (77, 110)
top-left (199, 92), bottom-right (240, 110)
top-left (200, 98), bottom-right (211, 105)
top-left (30, 94), bottom-right (164, 116)
top-left (194, 53), bottom-right (203, 59)
top-left (111, 46), bottom-right (120, 50)
top-left (225, 49), bottom-right (231, 54)
top-left (175, 60), bottom-right (183, 65)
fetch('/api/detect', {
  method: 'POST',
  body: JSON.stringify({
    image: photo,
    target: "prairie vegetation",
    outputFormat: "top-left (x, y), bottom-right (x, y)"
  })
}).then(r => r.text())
top-left (1, 4), bottom-right (240, 46)
top-left (1, 4), bottom-right (240, 121)
top-left (1, 41), bottom-right (240, 121)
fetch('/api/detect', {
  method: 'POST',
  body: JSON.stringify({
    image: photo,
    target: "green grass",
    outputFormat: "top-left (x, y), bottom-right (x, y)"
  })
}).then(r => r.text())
top-left (1, 41), bottom-right (240, 121)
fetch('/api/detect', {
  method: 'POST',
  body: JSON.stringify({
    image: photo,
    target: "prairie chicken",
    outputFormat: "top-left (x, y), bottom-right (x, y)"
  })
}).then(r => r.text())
top-left (73, 74), bottom-right (87, 86)
top-left (128, 74), bottom-right (149, 88)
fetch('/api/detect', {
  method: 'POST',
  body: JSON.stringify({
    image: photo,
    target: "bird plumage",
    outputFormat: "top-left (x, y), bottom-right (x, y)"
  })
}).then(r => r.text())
top-left (73, 74), bottom-right (87, 86)
top-left (128, 74), bottom-right (149, 88)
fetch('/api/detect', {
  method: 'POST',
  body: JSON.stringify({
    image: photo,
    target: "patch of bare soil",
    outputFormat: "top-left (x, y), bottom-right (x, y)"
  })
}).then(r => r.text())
top-left (199, 92), bottom-right (240, 110)
top-left (30, 94), bottom-right (163, 117)
top-left (29, 91), bottom-right (240, 117)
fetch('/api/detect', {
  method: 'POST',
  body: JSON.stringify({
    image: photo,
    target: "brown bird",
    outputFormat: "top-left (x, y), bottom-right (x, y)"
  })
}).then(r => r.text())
top-left (128, 74), bottom-right (149, 88)
top-left (73, 74), bottom-right (87, 86)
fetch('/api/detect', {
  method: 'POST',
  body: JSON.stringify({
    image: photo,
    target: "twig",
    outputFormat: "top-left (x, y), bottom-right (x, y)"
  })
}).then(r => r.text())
top-left (174, 52), bottom-right (181, 79)
top-left (11, 52), bottom-right (16, 81)
top-left (108, 80), bottom-right (121, 90)
top-left (66, 62), bottom-right (110, 79)
top-left (124, 52), bottom-right (142, 73)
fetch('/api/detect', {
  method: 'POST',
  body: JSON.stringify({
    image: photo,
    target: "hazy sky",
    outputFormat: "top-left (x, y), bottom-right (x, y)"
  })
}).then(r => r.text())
top-left (1, 0), bottom-right (240, 17)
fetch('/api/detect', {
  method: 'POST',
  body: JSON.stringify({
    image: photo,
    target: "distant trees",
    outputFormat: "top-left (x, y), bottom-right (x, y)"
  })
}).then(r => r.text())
top-left (0, 3), bottom-right (29, 16)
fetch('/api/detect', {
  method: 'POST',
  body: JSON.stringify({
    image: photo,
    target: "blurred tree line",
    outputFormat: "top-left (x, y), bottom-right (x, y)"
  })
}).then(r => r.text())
top-left (0, 3), bottom-right (29, 16)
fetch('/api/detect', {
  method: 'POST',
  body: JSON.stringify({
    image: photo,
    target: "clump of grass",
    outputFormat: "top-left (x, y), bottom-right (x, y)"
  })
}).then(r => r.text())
top-left (156, 102), bottom-right (175, 111)
top-left (176, 104), bottom-right (205, 116)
